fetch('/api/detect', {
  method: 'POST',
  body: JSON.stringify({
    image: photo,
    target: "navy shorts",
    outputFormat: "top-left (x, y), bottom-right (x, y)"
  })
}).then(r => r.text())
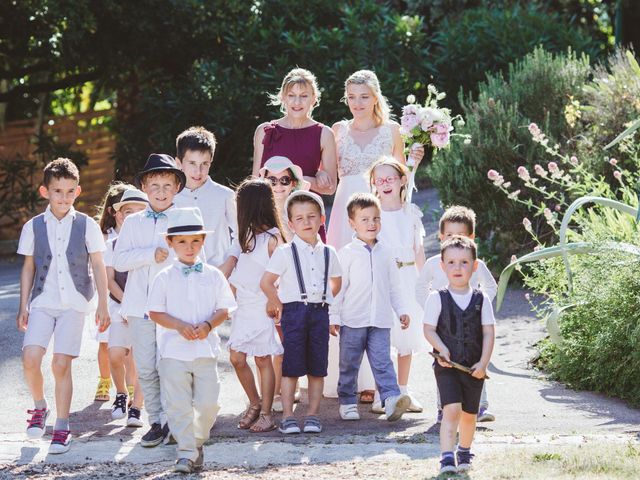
top-left (434, 363), bottom-right (484, 414)
top-left (280, 301), bottom-right (329, 378)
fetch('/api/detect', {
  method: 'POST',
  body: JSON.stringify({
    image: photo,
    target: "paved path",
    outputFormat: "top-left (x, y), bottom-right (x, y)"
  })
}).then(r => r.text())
top-left (1, 188), bottom-right (639, 478)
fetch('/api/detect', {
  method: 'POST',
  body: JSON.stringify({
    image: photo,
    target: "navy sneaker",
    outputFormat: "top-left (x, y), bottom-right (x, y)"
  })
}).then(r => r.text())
top-left (457, 449), bottom-right (475, 472)
top-left (140, 422), bottom-right (164, 447)
top-left (477, 406), bottom-right (495, 422)
top-left (436, 409), bottom-right (443, 424)
top-left (439, 454), bottom-right (457, 474)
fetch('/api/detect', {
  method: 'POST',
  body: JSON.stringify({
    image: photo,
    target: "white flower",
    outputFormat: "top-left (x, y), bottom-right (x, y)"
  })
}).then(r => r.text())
top-left (406, 94), bottom-right (416, 104)
top-left (463, 137), bottom-right (472, 145)
top-left (522, 217), bottom-right (532, 232)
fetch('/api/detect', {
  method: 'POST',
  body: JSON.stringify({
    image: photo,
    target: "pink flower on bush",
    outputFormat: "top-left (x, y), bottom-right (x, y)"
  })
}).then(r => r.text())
top-left (534, 245), bottom-right (542, 251)
top-left (522, 217), bottom-right (532, 232)
top-left (543, 208), bottom-right (553, 220)
top-left (487, 169), bottom-right (500, 181)
top-left (570, 156), bottom-right (579, 166)
top-left (430, 123), bottom-right (451, 148)
top-left (510, 255), bottom-right (517, 263)
top-left (517, 166), bottom-right (531, 182)
top-left (609, 158), bottom-right (618, 166)
top-left (555, 204), bottom-right (561, 212)
top-left (548, 162), bottom-right (559, 173)
top-left (534, 164), bottom-right (547, 177)
top-left (525, 293), bottom-right (531, 300)
top-left (614, 170), bottom-right (622, 180)
top-left (528, 123), bottom-right (541, 136)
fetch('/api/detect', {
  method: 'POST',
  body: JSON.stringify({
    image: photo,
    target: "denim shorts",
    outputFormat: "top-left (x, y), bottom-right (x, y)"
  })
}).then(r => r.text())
top-left (280, 301), bottom-right (329, 378)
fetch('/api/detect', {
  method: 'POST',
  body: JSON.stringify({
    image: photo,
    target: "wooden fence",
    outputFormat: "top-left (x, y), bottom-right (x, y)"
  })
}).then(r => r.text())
top-left (0, 110), bottom-right (116, 240)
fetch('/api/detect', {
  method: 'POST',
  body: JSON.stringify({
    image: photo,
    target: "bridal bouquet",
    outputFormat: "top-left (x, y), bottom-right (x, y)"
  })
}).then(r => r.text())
top-left (400, 85), bottom-right (470, 168)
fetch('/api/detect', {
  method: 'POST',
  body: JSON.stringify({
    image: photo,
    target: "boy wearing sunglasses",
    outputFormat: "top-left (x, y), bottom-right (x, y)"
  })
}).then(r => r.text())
top-left (174, 126), bottom-right (237, 268)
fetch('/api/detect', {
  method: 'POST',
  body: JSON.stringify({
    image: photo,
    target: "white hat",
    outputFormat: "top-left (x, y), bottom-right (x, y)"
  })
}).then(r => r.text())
top-left (162, 207), bottom-right (213, 236)
top-left (283, 190), bottom-right (325, 221)
top-left (113, 188), bottom-right (148, 211)
top-left (259, 156), bottom-right (311, 191)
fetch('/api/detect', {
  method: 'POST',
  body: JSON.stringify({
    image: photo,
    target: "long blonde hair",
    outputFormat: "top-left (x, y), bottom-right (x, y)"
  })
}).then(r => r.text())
top-left (343, 70), bottom-right (392, 127)
top-left (269, 68), bottom-right (321, 115)
top-left (368, 156), bottom-right (410, 203)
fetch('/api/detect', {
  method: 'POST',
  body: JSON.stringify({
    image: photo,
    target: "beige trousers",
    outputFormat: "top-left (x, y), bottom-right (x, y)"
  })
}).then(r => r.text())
top-left (159, 357), bottom-right (221, 461)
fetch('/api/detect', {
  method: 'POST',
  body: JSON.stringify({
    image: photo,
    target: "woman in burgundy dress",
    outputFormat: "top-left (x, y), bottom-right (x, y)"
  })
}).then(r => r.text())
top-left (252, 68), bottom-right (337, 196)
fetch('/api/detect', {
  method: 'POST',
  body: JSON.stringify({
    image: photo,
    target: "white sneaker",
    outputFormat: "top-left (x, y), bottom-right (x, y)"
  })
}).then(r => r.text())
top-left (48, 430), bottom-right (72, 454)
top-left (339, 404), bottom-right (360, 421)
top-left (406, 392), bottom-right (424, 412)
top-left (384, 394), bottom-right (411, 422)
top-left (272, 396), bottom-right (283, 413)
top-left (370, 401), bottom-right (384, 414)
top-left (26, 408), bottom-right (49, 439)
top-left (111, 393), bottom-right (127, 420)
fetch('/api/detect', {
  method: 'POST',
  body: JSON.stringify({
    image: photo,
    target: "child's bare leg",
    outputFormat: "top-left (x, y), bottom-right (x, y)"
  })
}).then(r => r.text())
top-left (51, 354), bottom-right (74, 419)
top-left (397, 353), bottom-right (412, 386)
top-left (273, 354), bottom-right (283, 396)
top-left (98, 342), bottom-right (110, 378)
top-left (23, 346), bottom-right (46, 403)
top-left (255, 355), bottom-right (275, 413)
top-left (132, 377), bottom-right (144, 409)
top-left (109, 347), bottom-right (128, 393)
top-left (306, 375), bottom-right (323, 416)
top-left (458, 411), bottom-right (477, 448)
top-left (281, 377), bottom-right (297, 418)
top-left (440, 403), bottom-right (461, 453)
top-left (230, 350), bottom-right (260, 405)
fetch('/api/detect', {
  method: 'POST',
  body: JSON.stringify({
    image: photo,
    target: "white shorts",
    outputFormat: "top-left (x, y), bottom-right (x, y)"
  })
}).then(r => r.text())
top-left (108, 320), bottom-right (131, 350)
top-left (23, 308), bottom-right (85, 357)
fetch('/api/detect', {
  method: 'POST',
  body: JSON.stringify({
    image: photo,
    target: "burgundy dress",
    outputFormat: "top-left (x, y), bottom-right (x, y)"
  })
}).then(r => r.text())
top-left (260, 121), bottom-right (327, 240)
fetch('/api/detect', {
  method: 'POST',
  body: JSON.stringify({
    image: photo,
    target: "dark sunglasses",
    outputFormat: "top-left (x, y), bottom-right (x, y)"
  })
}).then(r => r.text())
top-left (266, 175), bottom-right (293, 186)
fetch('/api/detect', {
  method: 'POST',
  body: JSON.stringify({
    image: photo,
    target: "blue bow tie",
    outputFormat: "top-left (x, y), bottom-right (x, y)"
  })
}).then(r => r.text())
top-left (146, 210), bottom-right (167, 220)
top-left (182, 262), bottom-right (203, 276)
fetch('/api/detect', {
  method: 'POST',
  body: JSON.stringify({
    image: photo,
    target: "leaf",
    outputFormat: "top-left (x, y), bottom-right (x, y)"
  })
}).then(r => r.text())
top-left (604, 118), bottom-right (640, 150)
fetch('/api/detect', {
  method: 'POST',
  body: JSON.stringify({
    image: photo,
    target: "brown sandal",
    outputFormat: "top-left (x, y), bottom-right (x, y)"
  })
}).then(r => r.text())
top-left (249, 413), bottom-right (277, 433)
top-left (238, 403), bottom-right (261, 429)
top-left (359, 390), bottom-right (375, 404)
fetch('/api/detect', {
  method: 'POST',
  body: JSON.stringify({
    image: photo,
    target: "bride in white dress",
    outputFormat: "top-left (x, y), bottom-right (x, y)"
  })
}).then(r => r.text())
top-left (325, 70), bottom-right (423, 400)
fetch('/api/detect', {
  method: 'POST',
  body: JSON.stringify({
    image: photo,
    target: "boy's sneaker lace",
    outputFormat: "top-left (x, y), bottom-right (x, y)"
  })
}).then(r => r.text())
top-left (456, 449), bottom-right (475, 472)
top-left (26, 408), bottom-right (49, 439)
top-left (111, 393), bottom-right (127, 420)
top-left (439, 454), bottom-right (457, 474)
top-left (48, 430), bottom-right (72, 454)
top-left (127, 407), bottom-right (143, 427)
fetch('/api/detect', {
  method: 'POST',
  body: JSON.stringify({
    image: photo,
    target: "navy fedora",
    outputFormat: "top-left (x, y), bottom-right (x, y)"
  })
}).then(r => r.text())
top-left (134, 153), bottom-right (187, 192)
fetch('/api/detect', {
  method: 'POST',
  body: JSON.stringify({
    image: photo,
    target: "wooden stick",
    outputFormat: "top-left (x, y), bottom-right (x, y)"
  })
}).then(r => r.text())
top-left (429, 352), bottom-right (489, 380)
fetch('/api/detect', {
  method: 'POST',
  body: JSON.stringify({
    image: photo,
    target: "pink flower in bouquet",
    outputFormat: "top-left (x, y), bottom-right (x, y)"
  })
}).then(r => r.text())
top-left (421, 117), bottom-right (434, 131)
top-left (517, 166), bottom-right (530, 182)
top-left (430, 123), bottom-right (451, 148)
top-left (401, 113), bottom-right (420, 131)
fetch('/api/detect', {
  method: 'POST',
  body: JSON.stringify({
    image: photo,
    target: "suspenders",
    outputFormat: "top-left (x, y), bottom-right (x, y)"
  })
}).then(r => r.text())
top-left (290, 242), bottom-right (330, 306)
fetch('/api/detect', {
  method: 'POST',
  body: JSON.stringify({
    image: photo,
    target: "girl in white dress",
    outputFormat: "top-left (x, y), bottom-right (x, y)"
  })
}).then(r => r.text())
top-left (228, 179), bottom-right (285, 433)
top-left (325, 70), bottom-right (423, 400)
top-left (369, 157), bottom-right (428, 413)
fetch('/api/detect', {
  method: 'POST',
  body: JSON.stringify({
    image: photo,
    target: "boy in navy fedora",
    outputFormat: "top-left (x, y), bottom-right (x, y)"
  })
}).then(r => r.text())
top-left (113, 153), bottom-right (186, 447)
top-left (149, 207), bottom-right (236, 473)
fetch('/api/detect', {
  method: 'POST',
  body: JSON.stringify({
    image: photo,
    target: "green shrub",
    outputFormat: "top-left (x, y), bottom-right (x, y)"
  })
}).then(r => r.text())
top-left (432, 4), bottom-right (599, 103)
top-left (427, 47), bottom-right (591, 263)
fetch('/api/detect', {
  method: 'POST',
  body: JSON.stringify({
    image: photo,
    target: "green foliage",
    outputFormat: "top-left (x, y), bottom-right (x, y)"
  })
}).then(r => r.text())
top-left (432, 4), bottom-right (599, 103)
top-left (112, 0), bottom-right (434, 182)
top-left (427, 47), bottom-right (591, 261)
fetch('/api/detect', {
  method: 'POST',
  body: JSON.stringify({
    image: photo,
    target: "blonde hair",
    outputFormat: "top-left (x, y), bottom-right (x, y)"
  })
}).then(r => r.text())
top-left (343, 70), bottom-right (392, 126)
top-left (368, 156), bottom-right (410, 203)
top-left (269, 68), bottom-right (321, 115)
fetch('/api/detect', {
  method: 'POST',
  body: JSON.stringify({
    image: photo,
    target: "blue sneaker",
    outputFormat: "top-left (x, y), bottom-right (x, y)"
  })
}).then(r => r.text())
top-left (436, 409), bottom-right (443, 424)
top-left (439, 455), bottom-right (457, 474)
top-left (477, 406), bottom-right (495, 422)
top-left (456, 449), bottom-right (475, 472)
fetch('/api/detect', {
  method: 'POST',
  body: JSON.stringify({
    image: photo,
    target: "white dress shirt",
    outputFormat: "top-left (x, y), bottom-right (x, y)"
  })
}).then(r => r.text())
top-left (113, 206), bottom-right (177, 319)
top-left (147, 261), bottom-right (237, 362)
top-left (423, 287), bottom-right (495, 326)
top-left (266, 235), bottom-right (341, 304)
top-left (329, 239), bottom-right (409, 328)
top-left (415, 254), bottom-right (497, 308)
top-left (174, 178), bottom-right (237, 266)
top-left (17, 206), bottom-right (105, 313)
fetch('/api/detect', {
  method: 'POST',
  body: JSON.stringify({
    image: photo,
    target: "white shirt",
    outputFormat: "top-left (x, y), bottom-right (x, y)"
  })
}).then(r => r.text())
top-left (147, 261), bottom-right (237, 361)
top-left (329, 239), bottom-right (409, 328)
top-left (422, 287), bottom-right (495, 327)
top-left (174, 178), bottom-right (237, 266)
top-left (266, 235), bottom-right (341, 304)
top-left (113, 206), bottom-right (177, 318)
top-left (416, 254), bottom-right (497, 308)
top-left (17, 206), bottom-right (105, 313)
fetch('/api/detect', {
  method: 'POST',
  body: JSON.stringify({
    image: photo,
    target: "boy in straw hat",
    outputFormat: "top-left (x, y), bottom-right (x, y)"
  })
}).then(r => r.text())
top-left (148, 207), bottom-right (236, 473)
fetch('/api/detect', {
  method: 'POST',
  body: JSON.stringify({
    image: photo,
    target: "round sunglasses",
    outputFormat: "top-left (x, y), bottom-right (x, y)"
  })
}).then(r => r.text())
top-left (266, 175), bottom-right (294, 186)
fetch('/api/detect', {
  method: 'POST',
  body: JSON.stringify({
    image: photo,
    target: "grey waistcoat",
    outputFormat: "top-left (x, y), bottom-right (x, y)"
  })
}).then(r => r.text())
top-left (31, 212), bottom-right (95, 302)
